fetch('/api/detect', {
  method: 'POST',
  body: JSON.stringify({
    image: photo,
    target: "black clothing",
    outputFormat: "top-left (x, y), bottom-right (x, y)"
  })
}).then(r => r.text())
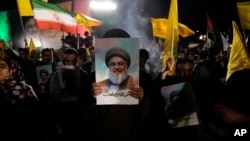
top-left (50, 67), bottom-right (96, 141)
top-left (5, 49), bottom-right (39, 94)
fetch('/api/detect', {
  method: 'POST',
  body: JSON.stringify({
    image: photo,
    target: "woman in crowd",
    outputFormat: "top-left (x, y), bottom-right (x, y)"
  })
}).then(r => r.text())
top-left (0, 57), bottom-right (40, 141)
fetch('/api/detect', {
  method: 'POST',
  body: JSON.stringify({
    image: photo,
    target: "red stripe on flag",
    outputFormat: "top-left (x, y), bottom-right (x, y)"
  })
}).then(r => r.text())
top-left (207, 14), bottom-right (213, 30)
top-left (35, 20), bottom-right (77, 34)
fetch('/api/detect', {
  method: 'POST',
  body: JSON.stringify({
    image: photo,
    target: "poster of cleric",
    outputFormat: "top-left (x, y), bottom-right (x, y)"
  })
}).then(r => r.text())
top-left (94, 38), bottom-right (140, 105)
top-left (161, 82), bottom-right (199, 128)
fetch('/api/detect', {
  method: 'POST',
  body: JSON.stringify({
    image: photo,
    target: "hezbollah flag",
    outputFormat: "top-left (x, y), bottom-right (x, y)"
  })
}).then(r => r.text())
top-left (30, 0), bottom-right (77, 34)
top-left (76, 13), bottom-right (93, 33)
top-left (237, 1), bottom-right (250, 30)
top-left (17, 0), bottom-right (34, 16)
top-left (226, 21), bottom-right (250, 82)
top-left (28, 38), bottom-right (37, 57)
top-left (163, 0), bottom-right (179, 75)
top-left (151, 18), bottom-right (195, 39)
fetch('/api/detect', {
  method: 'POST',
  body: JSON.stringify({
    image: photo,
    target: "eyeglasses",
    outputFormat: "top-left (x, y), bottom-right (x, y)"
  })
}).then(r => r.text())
top-left (108, 62), bottom-right (127, 67)
top-left (0, 63), bottom-right (9, 69)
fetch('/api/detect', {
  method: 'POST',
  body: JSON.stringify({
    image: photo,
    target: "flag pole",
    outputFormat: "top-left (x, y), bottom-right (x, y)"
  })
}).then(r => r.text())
top-left (77, 23), bottom-right (79, 49)
top-left (240, 23), bottom-right (248, 47)
top-left (171, 26), bottom-right (174, 57)
top-left (19, 16), bottom-right (28, 48)
top-left (92, 35), bottom-right (95, 47)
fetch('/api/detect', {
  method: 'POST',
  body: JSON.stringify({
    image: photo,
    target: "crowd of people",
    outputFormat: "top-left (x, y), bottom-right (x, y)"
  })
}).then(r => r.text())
top-left (0, 28), bottom-right (249, 141)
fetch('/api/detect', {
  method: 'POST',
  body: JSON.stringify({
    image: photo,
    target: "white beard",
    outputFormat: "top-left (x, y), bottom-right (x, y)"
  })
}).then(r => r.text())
top-left (109, 70), bottom-right (128, 85)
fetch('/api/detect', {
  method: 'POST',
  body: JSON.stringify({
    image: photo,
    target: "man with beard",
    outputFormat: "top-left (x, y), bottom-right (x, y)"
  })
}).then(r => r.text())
top-left (91, 30), bottom-right (149, 141)
top-left (93, 47), bottom-right (140, 96)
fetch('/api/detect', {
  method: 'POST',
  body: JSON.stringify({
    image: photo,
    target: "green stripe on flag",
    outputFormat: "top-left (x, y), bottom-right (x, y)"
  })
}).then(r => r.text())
top-left (31, 0), bottom-right (77, 34)
top-left (31, 0), bottom-right (75, 17)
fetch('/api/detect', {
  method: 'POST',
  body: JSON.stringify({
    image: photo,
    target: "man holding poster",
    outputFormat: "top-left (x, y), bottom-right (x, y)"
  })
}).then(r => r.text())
top-left (91, 29), bottom-right (152, 141)
top-left (92, 46), bottom-right (143, 105)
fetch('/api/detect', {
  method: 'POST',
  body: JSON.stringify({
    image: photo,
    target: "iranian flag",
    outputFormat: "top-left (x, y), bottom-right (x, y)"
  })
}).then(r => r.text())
top-left (30, 0), bottom-right (77, 34)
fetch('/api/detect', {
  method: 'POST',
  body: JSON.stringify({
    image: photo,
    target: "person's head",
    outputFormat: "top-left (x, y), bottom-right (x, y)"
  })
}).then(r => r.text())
top-left (84, 31), bottom-right (89, 37)
top-left (63, 48), bottom-right (78, 66)
top-left (41, 48), bottom-right (53, 64)
top-left (0, 57), bottom-right (21, 82)
top-left (102, 28), bottom-right (130, 38)
top-left (29, 49), bottom-right (40, 59)
top-left (56, 47), bottom-right (65, 61)
top-left (139, 48), bottom-right (149, 68)
top-left (89, 46), bottom-right (95, 61)
top-left (17, 48), bottom-right (29, 59)
top-left (78, 48), bottom-right (88, 61)
top-left (168, 90), bottom-right (189, 119)
top-left (39, 69), bottom-right (49, 82)
top-left (169, 90), bottom-right (182, 103)
top-left (199, 50), bottom-right (209, 60)
top-left (22, 16), bottom-right (38, 35)
top-left (176, 58), bottom-right (194, 81)
top-left (105, 47), bottom-right (131, 84)
top-left (64, 33), bottom-right (76, 48)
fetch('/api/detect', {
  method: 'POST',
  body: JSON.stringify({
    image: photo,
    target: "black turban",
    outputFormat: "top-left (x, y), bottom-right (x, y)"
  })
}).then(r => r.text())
top-left (105, 47), bottom-right (131, 68)
top-left (102, 28), bottom-right (130, 38)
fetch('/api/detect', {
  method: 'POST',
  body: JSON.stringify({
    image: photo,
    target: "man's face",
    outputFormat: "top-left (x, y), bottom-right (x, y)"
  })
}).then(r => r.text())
top-left (41, 51), bottom-right (52, 64)
top-left (108, 56), bottom-right (127, 77)
top-left (40, 72), bottom-right (49, 82)
top-left (30, 50), bottom-right (39, 59)
top-left (63, 54), bottom-right (77, 66)
top-left (108, 56), bottom-right (128, 85)
top-left (24, 18), bottom-right (38, 35)
top-left (18, 51), bottom-right (28, 59)
top-left (57, 49), bottom-right (64, 60)
top-left (177, 62), bottom-right (194, 81)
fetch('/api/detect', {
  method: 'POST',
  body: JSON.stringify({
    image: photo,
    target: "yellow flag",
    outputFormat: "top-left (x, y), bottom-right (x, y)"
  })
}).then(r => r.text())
top-left (163, 0), bottom-right (179, 75)
top-left (76, 13), bottom-right (93, 32)
top-left (178, 22), bottom-right (195, 37)
top-left (151, 18), bottom-right (168, 38)
top-left (16, 0), bottom-right (33, 16)
top-left (151, 18), bottom-right (195, 38)
top-left (237, 1), bottom-right (250, 30)
top-left (226, 21), bottom-right (250, 81)
top-left (0, 44), bottom-right (8, 58)
top-left (28, 38), bottom-right (37, 57)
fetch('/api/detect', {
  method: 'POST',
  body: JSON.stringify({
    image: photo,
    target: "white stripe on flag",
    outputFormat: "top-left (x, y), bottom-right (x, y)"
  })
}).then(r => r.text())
top-left (33, 9), bottom-right (77, 26)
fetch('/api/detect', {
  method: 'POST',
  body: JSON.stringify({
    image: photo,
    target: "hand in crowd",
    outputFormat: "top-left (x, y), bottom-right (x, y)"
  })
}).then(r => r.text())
top-left (58, 81), bottom-right (67, 90)
top-left (162, 56), bottom-right (176, 78)
top-left (91, 82), bottom-right (109, 96)
top-left (167, 56), bottom-right (176, 71)
top-left (128, 86), bottom-right (144, 101)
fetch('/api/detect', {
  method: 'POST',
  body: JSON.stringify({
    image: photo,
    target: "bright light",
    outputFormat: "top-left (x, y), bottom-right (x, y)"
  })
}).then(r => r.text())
top-left (199, 34), bottom-right (206, 41)
top-left (90, 1), bottom-right (117, 11)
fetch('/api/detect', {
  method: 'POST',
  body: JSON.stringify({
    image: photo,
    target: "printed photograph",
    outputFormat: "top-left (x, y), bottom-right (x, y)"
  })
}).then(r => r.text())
top-left (95, 38), bottom-right (139, 105)
top-left (161, 82), bottom-right (199, 128)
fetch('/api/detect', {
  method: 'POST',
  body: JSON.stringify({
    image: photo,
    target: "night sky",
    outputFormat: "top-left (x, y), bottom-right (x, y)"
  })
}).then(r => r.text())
top-left (1, 0), bottom-right (249, 41)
